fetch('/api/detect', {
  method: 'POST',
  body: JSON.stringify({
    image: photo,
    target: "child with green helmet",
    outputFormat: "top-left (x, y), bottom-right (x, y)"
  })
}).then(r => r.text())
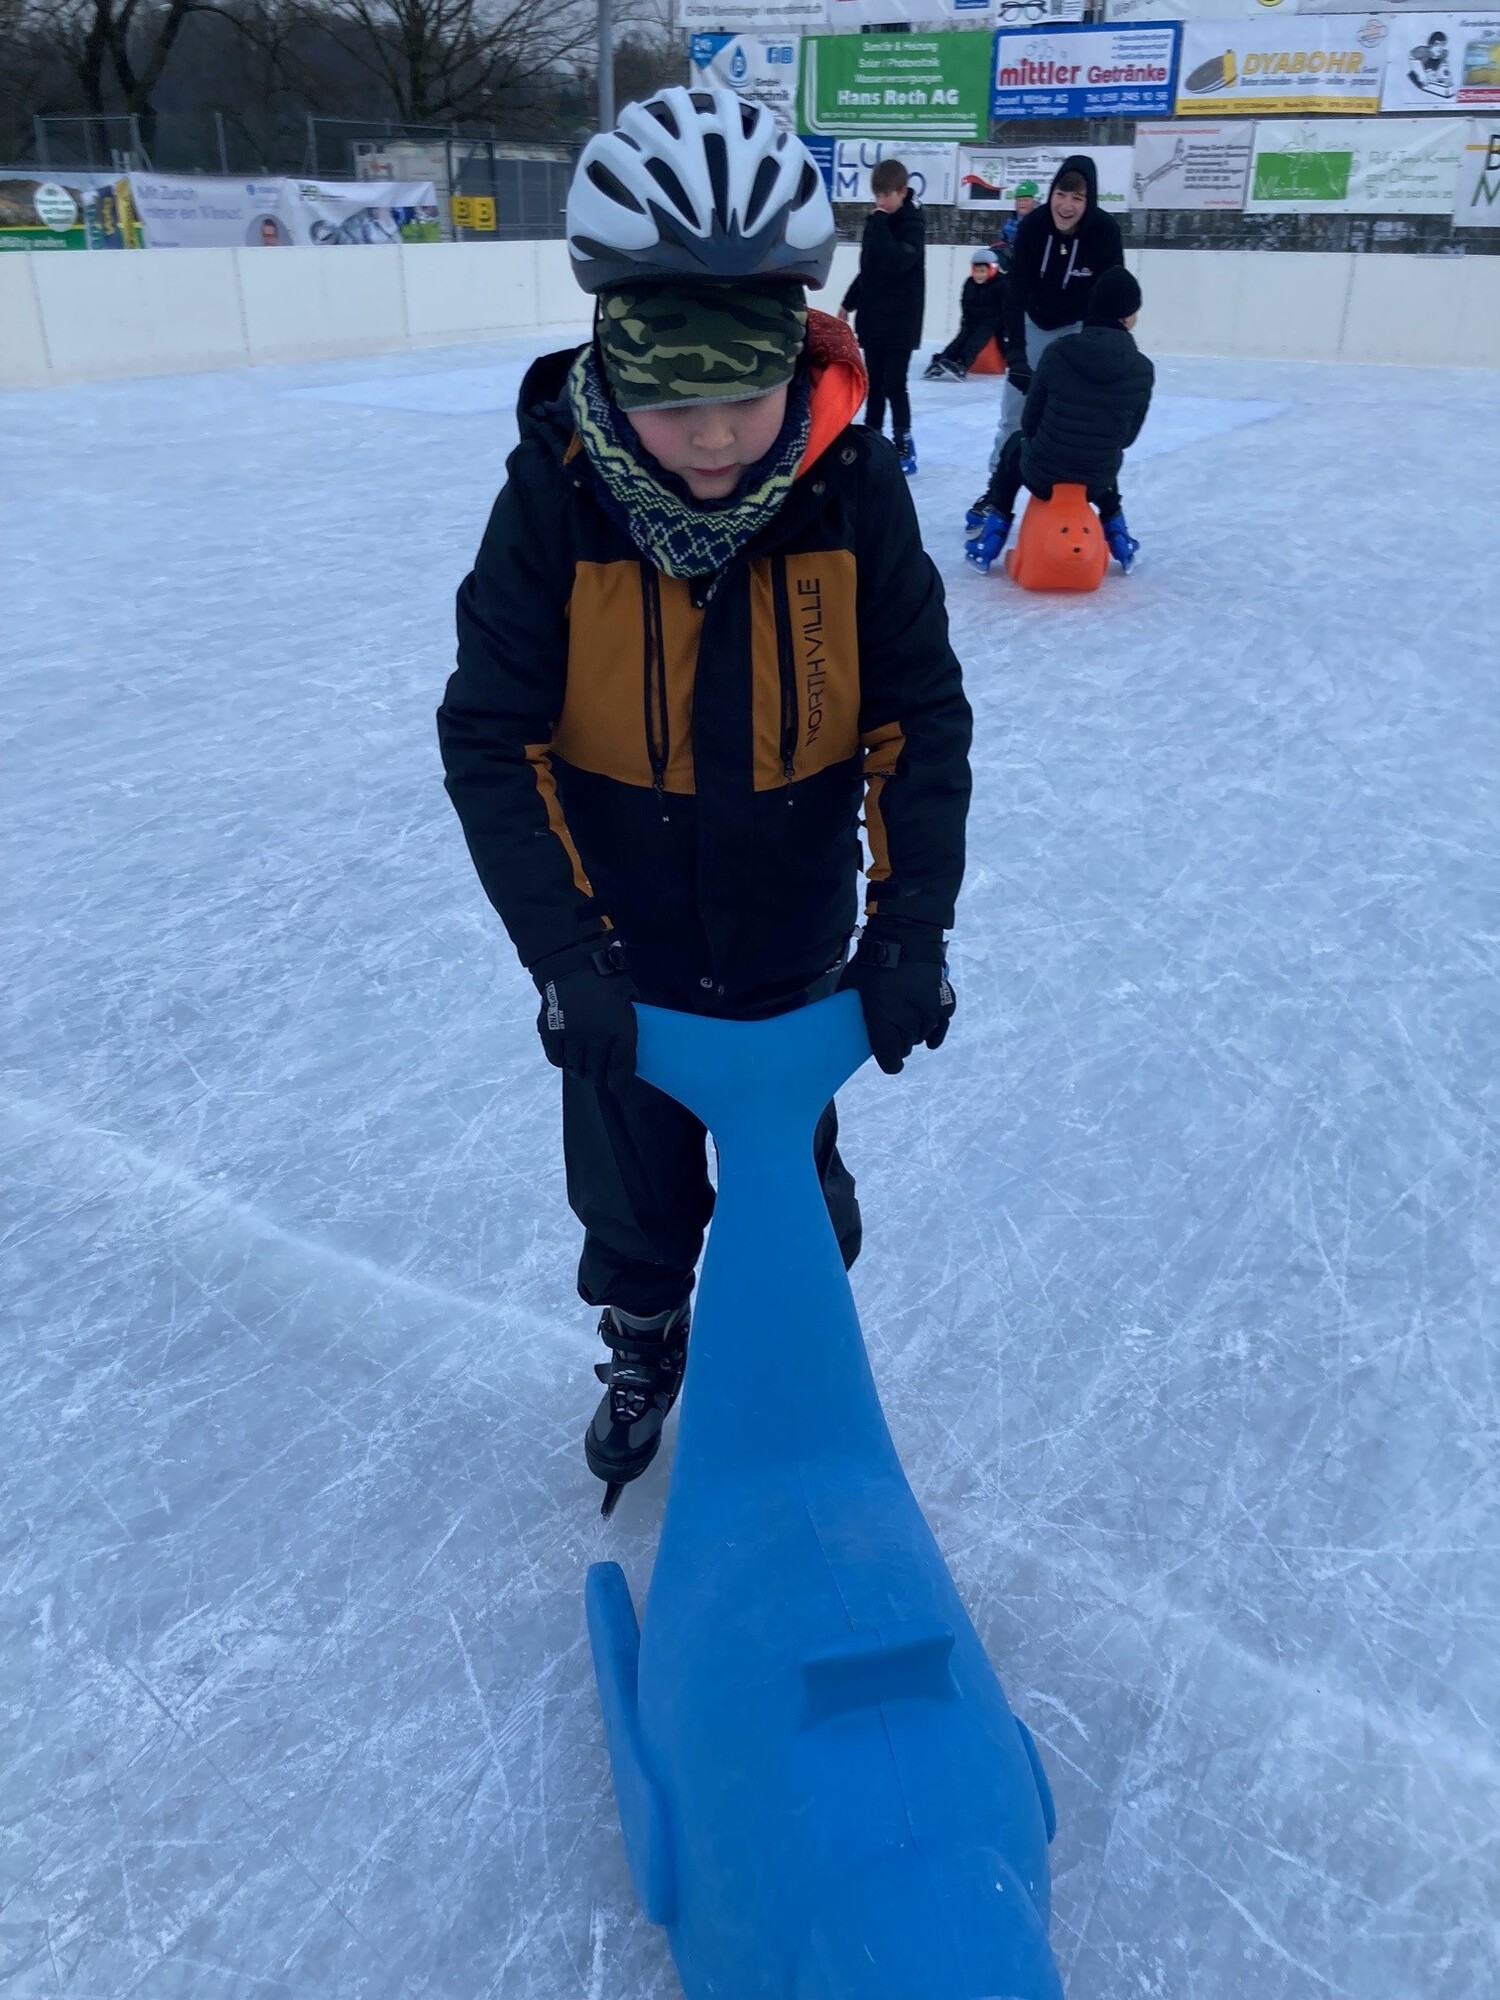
top-left (437, 89), bottom-right (972, 1515)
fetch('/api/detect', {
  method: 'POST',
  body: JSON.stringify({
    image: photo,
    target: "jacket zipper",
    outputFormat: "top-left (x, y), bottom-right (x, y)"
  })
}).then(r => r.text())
top-left (640, 562), bottom-right (670, 807)
top-left (771, 556), bottom-right (798, 782)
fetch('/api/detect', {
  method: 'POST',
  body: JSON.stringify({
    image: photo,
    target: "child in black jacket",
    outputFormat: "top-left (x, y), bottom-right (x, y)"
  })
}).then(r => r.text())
top-left (965, 266), bottom-right (1154, 574)
top-left (923, 249), bottom-right (1007, 380)
top-left (838, 158), bottom-right (925, 474)
top-left (437, 91), bottom-right (971, 1514)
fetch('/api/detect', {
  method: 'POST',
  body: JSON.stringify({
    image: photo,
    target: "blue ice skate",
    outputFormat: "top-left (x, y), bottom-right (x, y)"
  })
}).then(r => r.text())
top-left (964, 512), bottom-right (1013, 575)
top-left (1101, 511), bottom-right (1139, 573)
top-left (963, 498), bottom-right (988, 535)
top-left (896, 431), bottom-right (918, 476)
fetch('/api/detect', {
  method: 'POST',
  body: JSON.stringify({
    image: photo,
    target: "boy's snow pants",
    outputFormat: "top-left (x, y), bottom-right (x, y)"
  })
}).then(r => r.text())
top-left (988, 315), bottom-right (1082, 471)
top-left (861, 342), bottom-right (914, 437)
top-left (563, 1072), bottom-right (862, 1317)
top-left (934, 320), bottom-right (997, 374)
top-left (985, 429), bottom-right (1122, 522)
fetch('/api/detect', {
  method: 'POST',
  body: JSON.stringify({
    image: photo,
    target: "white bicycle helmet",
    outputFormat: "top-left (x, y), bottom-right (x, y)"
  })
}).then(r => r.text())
top-left (567, 87), bottom-right (836, 293)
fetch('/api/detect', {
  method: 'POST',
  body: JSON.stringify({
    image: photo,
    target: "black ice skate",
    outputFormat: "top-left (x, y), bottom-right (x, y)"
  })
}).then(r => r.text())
top-left (587, 1302), bottom-right (690, 1517)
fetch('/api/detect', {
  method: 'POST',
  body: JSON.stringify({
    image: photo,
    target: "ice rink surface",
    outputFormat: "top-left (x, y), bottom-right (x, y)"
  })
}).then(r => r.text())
top-left (3, 326), bottom-right (1497, 2000)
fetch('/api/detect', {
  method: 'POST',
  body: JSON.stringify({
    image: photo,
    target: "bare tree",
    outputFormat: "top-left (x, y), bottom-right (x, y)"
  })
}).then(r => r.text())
top-left (311, 0), bottom-right (595, 126)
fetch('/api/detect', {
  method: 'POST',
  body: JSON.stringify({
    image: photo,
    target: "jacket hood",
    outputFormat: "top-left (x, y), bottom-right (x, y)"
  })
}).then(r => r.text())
top-left (515, 308), bottom-right (866, 483)
top-left (1060, 323), bottom-right (1140, 383)
top-left (1049, 152), bottom-right (1099, 217)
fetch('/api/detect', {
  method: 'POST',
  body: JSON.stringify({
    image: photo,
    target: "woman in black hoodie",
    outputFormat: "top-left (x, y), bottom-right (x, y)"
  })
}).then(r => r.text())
top-left (984, 155), bottom-right (1124, 472)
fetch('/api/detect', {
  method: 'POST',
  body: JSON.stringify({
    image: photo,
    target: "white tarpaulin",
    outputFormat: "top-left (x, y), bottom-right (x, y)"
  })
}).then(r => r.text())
top-left (955, 144), bottom-right (1132, 211)
top-left (127, 175), bottom-right (291, 249)
top-left (1246, 115), bottom-right (1468, 211)
top-left (804, 138), bottom-right (961, 204)
top-left (689, 33), bottom-right (801, 122)
top-left (1176, 18), bottom-right (1390, 115)
top-left (1379, 15), bottom-right (1500, 112)
top-left (277, 179), bottom-right (440, 244)
top-left (1130, 122), bottom-right (1252, 207)
top-left (1453, 116), bottom-right (1500, 218)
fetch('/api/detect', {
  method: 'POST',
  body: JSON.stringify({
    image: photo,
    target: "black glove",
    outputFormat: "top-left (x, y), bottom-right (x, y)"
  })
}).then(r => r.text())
top-left (842, 918), bottom-right (956, 1076)
top-left (532, 936), bottom-right (637, 1091)
top-left (1007, 359), bottom-right (1032, 395)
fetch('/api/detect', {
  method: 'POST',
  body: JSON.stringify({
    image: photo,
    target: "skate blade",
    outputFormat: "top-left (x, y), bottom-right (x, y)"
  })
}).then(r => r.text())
top-left (600, 1481), bottom-right (626, 1520)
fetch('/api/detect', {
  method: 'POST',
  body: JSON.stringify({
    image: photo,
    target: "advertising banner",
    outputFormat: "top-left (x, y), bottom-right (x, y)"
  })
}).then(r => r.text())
top-left (1301, 0), bottom-right (1492, 12)
top-left (680, 0), bottom-right (824, 27)
top-left (127, 175), bottom-right (290, 248)
top-left (1110, 0), bottom-right (1471, 13)
top-left (802, 136), bottom-right (961, 203)
top-left (691, 33), bottom-right (802, 121)
top-left (1246, 115), bottom-right (1468, 209)
top-left (955, 144), bottom-right (1132, 211)
top-left (1130, 121), bottom-right (1253, 206)
top-left (993, 0), bottom-right (1088, 19)
top-left (1107, 0), bottom-right (1291, 17)
top-left (1176, 18), bottom-right (1390, 114)
top-left (799, 31), bottom-right (995, 138)
top-left (1453, 118), bottom-right (1500, 219)
top-left (277, 179), bottom-right (440, 244)
top-left (826, 0), bottom-right (1083, 20)
top-left (991, 23), bottom-right (1182, 119)
top-left (0, 173), bottom-right (132, 250)
top-left (1379, 15), bottom-right (1500, 110)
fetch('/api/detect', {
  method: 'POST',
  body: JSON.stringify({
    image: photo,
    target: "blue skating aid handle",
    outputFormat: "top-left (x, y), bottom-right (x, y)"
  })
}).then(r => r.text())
top-left (587, 992), bottom-right (1064, 2000)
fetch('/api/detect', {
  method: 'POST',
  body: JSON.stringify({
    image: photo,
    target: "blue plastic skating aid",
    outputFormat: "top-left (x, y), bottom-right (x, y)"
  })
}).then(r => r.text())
top-left (585, 991), bottom-right (1064, 2000)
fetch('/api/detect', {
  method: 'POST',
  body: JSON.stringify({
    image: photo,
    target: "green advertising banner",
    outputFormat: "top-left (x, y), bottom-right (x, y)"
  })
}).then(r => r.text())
top-left (798, 33), bottom-right (995, 141)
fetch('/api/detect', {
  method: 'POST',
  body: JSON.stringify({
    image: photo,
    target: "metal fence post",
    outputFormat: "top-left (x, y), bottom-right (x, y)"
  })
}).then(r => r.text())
top-left (597, 0), bottom-right (614, 133)
top-left (34, 115), bottom-right (49, 167)
top-left (215, 110), bottom-right (229, 176)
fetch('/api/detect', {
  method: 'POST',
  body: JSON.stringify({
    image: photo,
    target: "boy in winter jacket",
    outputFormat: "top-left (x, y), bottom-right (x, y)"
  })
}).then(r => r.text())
top-left (838, 158), bottom-right (926, 474)
top-left (991, 180), bottom-right (1038, 276)
top-left (988, 155), bottom-right (1124, 469)
top-left (965, 267), bottom-right (1154, 575)
top-left (923, 248), bottom-right (1007, 380)
top-left (437, 91), bottom-right (972, 1515)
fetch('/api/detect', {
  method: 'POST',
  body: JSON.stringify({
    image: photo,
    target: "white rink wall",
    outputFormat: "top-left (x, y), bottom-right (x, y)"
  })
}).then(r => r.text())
top-left (3, 238), bottom-right (1497, 387)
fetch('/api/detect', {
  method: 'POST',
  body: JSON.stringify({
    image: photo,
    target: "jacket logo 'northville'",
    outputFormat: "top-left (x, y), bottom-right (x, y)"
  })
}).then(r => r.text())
top-left (796, 574), bottom-right (826, 743)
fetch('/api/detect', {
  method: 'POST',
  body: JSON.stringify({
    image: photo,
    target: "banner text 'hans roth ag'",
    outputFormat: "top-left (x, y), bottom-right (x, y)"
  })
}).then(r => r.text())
top-left (799, 33), bottom-right (995, 141)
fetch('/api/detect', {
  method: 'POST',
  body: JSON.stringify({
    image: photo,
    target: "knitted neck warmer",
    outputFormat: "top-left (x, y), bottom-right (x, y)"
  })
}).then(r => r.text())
top-left (566, 348), bottom-right (812, 582)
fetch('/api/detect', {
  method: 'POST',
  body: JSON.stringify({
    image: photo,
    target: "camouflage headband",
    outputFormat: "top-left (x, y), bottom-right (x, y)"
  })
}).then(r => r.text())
top-left (596, 281), bottom-right (808, 414)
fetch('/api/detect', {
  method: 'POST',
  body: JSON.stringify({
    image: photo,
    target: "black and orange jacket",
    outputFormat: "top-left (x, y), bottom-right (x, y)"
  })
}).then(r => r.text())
top-left (438, 311), bottom-right (971, 1015)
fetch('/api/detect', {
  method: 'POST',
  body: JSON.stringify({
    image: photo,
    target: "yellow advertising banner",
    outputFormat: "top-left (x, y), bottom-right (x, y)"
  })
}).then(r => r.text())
top-left (1176, 18), bottom-right (1390, 116)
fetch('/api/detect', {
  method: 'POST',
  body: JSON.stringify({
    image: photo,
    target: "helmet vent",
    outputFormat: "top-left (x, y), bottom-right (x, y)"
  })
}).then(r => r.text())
top-left (739, 100), bottom-right (760, 139)
top-left (689, 91), bottom-right (715, 114)
top-left (795, 161), bottom-right (820, 209)
top-left (745, 155), bottom-right (780, 232)
top-left (703, 131), bottom-right (730, 226)
top-left (586, 160), bottom-right (646, 213)
top-left (645, 155), bottom-right (694, 221)
top-left (646, 98), bottom-right (680, 138)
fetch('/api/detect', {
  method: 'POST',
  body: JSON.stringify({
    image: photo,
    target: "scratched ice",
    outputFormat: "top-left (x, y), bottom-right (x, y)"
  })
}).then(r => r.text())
top-left (3, 328), bottom-right (1497, 2000)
